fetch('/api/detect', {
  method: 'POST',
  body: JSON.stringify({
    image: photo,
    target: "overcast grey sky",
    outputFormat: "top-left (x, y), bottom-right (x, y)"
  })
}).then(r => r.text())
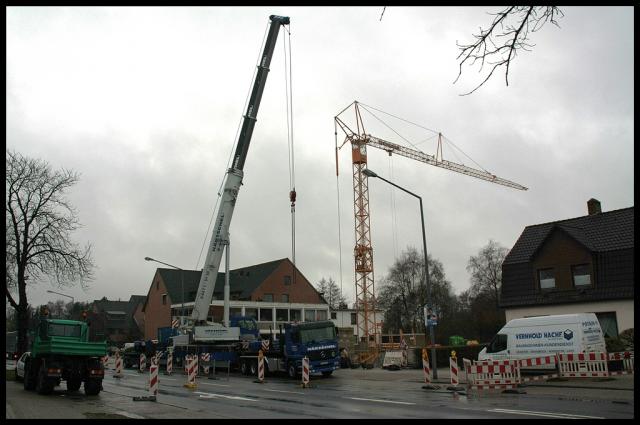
top-left (7, 6), bottom-right (634, 309)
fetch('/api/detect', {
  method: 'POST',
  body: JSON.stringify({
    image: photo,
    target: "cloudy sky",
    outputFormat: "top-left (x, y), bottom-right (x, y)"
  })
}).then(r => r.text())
top-left (7, 6), bottom-right (634, 309)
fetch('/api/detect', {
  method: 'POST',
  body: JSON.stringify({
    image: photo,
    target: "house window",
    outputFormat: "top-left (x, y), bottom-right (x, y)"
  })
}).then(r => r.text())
top-left (331, 312), bottom-right (337, 320)
top-left (316, 310), bottom-right (328, 321)
top-left (290, 309), bottom-right (301, 321)
top-left (305, 309), bottom-right (316, 322)
top-left (230, 307), bottom-right (242, 318)
top-left (595, 312), bottom-right (618, 338)
top-left (572, 264), bottom-right (591, 287)
top-left (281, 294), bottom-right (289, 303)
top-left (284, 275), bottom-right (292, 285)
top-left (350, 313), bottom-right (357, 325)
top-left (244, 308), bottom-right (258, 320)
top-left (276, 309), bottom-right (288, 321)
top-left (262, 294), bottom-right (274, 302)
top-left (259, 308), bottom-right (273, 322)
top-left (162, 294), bottom-right (167, 305)
top-left (538, 268), bottom-right (556, 289)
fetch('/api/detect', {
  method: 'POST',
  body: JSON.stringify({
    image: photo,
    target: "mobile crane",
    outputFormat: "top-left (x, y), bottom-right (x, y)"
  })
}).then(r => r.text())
top-left (170, 15), bottom-right (340, 378)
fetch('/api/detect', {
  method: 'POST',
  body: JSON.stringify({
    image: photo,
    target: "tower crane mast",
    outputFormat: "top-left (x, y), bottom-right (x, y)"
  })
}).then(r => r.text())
top-left (335, 101), bottom-right (527, 366)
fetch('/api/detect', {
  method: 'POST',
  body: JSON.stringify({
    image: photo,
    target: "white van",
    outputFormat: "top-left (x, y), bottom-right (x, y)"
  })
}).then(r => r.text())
top-left (478, 313), bottom-right (606, 368)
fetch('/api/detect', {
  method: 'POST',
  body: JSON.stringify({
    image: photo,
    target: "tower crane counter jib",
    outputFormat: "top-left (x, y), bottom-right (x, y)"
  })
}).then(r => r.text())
top-left (189, 15), bottom-right (290, 337)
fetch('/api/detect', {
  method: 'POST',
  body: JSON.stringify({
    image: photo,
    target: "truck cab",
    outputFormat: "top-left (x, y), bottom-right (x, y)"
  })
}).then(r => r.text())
top-left (282, 320), bottom-right (340, 378)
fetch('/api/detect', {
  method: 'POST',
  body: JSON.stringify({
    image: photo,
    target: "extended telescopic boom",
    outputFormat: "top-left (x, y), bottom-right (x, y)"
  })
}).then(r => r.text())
top-left (191, 15), bottom-right (290, 324)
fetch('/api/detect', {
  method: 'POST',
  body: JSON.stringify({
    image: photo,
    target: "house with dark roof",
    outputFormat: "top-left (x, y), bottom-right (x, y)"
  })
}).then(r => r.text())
top-left (89, 295), bottom-right (147, 345)
top-left (500, 199), bottom-right (634, 338)
top-left (142, 258), bottom-right (330, 340)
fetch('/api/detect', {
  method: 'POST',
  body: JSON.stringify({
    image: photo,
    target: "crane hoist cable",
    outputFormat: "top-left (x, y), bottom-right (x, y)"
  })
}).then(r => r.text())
top-left (334, 120), bottom-right (344, 305)
top-left (195, 21), bottom-right (271, 270)
top-left (282, 22), bottom-right (297, 285)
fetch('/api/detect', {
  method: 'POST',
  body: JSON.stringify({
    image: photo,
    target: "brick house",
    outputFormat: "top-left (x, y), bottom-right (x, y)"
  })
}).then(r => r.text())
top-left (142, 258), bottom-right (329, 340)
top-left (500, 199), bottom-right (634, 337)
top-left (88, 295), bottom-right (147, 345)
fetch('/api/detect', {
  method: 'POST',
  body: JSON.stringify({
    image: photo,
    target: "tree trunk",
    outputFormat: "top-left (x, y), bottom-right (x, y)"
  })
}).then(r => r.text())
top-left (17, 304), bottom-right (30, 353)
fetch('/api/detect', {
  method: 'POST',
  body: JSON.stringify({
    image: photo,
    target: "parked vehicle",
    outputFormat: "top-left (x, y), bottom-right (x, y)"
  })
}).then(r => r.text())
top-left (171, 317), bottom-right (340, 378)
top-left (21, 317), bottom-right (107, 395)
top-left (478, 313), bottom-right (606, 369)
top-left (6, 331), bottom-right (20, 360)
top-left (14, 351), bottom-right (30, 381)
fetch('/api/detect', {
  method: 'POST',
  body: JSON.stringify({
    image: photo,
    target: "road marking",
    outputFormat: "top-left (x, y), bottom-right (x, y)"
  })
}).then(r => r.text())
top-left (348, 397), bottom-right (415, 405)
top-left (199, 382), bottom-right (231, 387)
top-left (117, 411), bottom-right (146, 419)
top-left (488, 408), bottom-right (605, 419)
top-left (194, 391), bottom-right (258, 402)
top-left (264, 388), bottom-right (305, 395)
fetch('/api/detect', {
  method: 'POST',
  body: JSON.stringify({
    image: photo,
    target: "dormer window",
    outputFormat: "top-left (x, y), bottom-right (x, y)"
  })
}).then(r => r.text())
top-left (538, 268), bottom-right (555, 290)
top-left (572, 264), bottom-right (591, 287)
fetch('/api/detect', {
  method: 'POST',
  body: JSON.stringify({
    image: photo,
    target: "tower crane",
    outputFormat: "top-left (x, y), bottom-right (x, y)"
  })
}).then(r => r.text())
top-left (334, 101), bottom-right (527, 366)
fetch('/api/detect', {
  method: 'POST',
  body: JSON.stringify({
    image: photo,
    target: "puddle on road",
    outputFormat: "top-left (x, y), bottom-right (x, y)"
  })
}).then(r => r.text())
top-left (84, 412), bottom-right (133, 420)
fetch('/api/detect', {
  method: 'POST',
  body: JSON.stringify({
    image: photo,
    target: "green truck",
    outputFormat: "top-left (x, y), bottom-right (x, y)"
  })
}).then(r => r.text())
top-left (22, 318), bottom-right (107, 395)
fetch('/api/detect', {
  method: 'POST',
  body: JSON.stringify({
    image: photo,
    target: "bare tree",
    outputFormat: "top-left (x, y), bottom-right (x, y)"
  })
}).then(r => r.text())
top-left (316, 277), bottom-right (347, 310)
top-left (6, 150), bottom-right (94, 353)
top-left (466, 239), bottom-right (508, 310)
top-left (455, 6), bottom-right (564, 95)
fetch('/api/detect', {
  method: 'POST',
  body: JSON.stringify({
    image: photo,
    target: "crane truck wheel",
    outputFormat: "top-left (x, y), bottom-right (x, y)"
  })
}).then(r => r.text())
top-left (250, 360), bottom-right (258, 376)
top-left (36, 367), bottom-right (55, 395)
top-left (240, 359), bottom-right (249, 375)
top-left (23, 362), bottom-right (36, 391)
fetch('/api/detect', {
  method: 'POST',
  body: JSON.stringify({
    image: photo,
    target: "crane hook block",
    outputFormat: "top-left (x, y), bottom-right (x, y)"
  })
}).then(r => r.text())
top-left (289, 189), bottom-right (297, 204)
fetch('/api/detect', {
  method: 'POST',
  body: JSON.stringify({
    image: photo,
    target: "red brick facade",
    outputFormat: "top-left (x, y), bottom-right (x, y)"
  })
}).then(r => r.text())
top-left (143, 259), bottom-right (325, 339)
top-left (143, 272), bottom-right (172, 340)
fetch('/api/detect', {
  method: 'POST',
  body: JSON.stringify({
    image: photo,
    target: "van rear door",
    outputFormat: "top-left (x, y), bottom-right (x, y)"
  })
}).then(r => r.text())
top-left (580, 317), bottom-right (606, 352)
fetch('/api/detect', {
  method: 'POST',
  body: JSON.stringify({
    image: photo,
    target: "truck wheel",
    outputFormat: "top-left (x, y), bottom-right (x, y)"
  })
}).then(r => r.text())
top-left (240, 359), bottom-right (249, 376)
top-left (250, 360), bottom-right (258, 376)
top-left (36, 368), bottom-right (55, 395)
top-left (23, 363), bottom-right (35, 391)
top-left (322, 371), bottom-right (333, 377)
top-left (288, 363), bottom-right (297, 379)
top-left (67, 378), bottom-right (82, 392)
top-left (84, 379), bottom-right (102, 396)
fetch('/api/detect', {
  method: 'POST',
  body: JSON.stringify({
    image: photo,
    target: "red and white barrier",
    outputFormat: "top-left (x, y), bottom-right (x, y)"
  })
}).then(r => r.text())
top-left (114, 352), bottom-right (123, 378)
top-left (423, 354), bottom-right (432, 384)
top-left (149, 364), bottom-right (159, 397)
top-left (517, 355), bottom-right (557, 369)
top-left (450, 357), bottom-right (459, 386)
top-left (301, 356), bottom-right (310, 388)
top-left (558, 352), bottom-right (608, 378)
top-left (261, 340), bottom-right (270, 352)
top-left (184, 356), bottom-right (197, 388)
top-left (102, 355), bottom-right (110, 369)
top-left (607, 351), bottom-right (634, 376)
top-left (201, 353), bottom-right (210, 375)
top-left (139, 353), bottom-right (146, 373)
top-left (166, 351), bottom-right (173, 375)
top-left (257, 350), bottom-right (265, 382)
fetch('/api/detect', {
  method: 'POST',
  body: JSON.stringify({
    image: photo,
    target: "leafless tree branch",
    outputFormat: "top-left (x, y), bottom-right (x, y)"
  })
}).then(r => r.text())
top-left (455, 6), bottom-right (564, 95)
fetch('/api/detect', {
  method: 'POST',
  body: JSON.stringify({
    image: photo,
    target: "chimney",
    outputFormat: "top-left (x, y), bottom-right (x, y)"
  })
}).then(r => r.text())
top-left (587, 198), bottom-right (602, 215)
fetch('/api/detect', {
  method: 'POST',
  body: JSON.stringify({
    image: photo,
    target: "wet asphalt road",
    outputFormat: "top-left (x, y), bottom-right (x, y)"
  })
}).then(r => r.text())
top-left (6, 363), bottom-right (634, 419)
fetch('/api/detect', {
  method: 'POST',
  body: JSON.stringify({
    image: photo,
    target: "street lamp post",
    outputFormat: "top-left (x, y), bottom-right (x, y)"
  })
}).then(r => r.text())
top-left (145, 257), bottom-right (185, 326)
top-left (363, 168), bottom-right (438, 378)
top-left (46, 290), bottom-right (74, 317)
